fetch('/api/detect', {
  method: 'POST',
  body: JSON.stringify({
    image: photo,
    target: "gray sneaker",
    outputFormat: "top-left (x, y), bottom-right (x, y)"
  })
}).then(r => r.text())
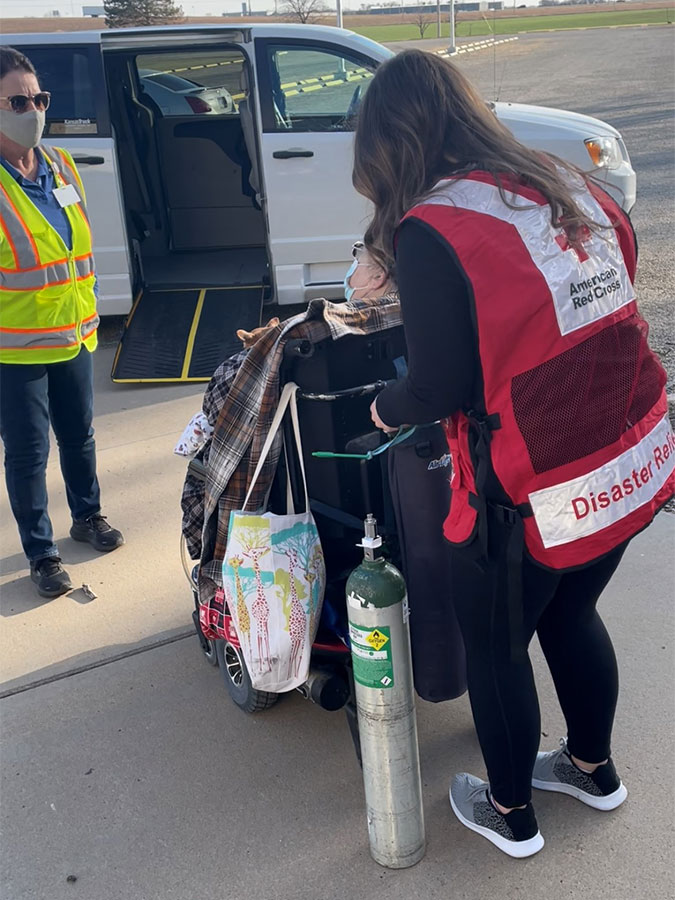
top-left (449, 773), bottom-right (544, 859)
top-left (532, 738), bottom-right (627, 811)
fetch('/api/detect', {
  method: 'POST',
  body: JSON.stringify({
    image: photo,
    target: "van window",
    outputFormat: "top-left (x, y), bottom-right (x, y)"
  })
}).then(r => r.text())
top-left (260, 43), bottom-right (376, 133)
top-left (15, 45), bottom-right (100, 136)
top-left (135, 50), bottom-right (244, 117)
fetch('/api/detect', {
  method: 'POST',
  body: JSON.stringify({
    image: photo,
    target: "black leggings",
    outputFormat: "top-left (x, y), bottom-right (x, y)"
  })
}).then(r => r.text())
top-left (450, 539), bottom-right (627, 809)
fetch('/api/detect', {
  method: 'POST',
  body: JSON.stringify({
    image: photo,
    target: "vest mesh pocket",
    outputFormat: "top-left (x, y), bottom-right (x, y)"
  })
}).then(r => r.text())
top-left (511, 315), bottom-right (665, 475)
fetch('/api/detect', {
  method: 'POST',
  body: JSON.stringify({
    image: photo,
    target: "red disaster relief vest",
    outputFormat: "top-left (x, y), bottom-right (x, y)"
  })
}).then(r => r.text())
top-left (404, 171), bottom-right (674, 570)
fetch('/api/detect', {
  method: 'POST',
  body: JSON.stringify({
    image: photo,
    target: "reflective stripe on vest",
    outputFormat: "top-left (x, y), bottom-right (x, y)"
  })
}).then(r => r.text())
top-left (81, 311), bottom-right (99, 340)
top-left (529, 414), bottom-right (675, 548)
top-left (0, 253), bottom-right (95, 291)
top-left (0, 181), bottom-right (40, 269)
top-left (0, 311), bottom-right (99, 351)
top-left (0, 322), bottom-right (78, 350)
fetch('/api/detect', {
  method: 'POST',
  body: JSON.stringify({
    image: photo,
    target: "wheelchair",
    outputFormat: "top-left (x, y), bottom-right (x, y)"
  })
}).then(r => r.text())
top-left (186, 322), bottom-right (465, 756)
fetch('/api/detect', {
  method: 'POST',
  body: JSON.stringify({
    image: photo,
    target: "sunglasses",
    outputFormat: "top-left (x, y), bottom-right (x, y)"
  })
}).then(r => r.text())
top-left (0, 92), bottom-right (51, 113)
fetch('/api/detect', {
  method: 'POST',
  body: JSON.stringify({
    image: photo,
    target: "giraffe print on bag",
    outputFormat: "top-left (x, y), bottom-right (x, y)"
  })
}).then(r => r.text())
top-left (306, 544), bottom-right (325, 642)
top-left (223, 512), bottom-right (325, 691)
top-left (247, 545), bottom-right (272, 675)
top-left (285, 548), bottom-right (307, 679)
top-left (227, 557), bottom-right (251, 657)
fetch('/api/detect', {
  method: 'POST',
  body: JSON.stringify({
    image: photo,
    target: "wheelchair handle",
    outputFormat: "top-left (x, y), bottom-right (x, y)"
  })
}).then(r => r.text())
top-left (297, 379), bottom-right (391, 402)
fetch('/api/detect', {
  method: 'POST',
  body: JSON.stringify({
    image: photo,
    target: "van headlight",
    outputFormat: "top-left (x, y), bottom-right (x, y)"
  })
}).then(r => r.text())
top-left (584, 136), bottom-right (623, 169)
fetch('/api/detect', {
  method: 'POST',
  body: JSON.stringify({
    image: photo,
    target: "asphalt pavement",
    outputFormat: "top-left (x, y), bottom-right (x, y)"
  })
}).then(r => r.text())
top-left (1, 25), bottom-right (674, 900)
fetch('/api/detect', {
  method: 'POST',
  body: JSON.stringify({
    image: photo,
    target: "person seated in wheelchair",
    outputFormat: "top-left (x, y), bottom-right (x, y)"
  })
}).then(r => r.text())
top-left (175, 242), bottom-right (398, 457)
top-left (179, 243), bottom-right (401, 574)
top-left (238, 241), bottom-right (395, 348)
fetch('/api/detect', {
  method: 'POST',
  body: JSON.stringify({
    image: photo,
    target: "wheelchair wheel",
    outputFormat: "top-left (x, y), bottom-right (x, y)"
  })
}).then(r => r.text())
top-left (201, 637), bottom-right (219, 667)
top-left (192, 610), bottom-right (219, 666)
top-left (215, 639), bottom-right (279, 713)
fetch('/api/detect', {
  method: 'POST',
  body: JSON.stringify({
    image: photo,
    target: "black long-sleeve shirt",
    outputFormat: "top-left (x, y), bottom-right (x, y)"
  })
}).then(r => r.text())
top-left (376, 219), bottom-right (478, 428)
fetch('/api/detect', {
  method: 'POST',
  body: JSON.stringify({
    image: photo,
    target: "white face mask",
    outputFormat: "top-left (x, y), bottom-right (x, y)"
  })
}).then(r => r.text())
top-left (343, 258), bottom-right (358, 302)
top-left (0, 108), bottom-right (45, 150)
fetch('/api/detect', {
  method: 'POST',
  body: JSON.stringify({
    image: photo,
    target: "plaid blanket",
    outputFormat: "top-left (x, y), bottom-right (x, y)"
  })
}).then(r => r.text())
top-left (180, 349), bottom-right (247, 559)
top-left (185, 294), bottom-right (402, 609)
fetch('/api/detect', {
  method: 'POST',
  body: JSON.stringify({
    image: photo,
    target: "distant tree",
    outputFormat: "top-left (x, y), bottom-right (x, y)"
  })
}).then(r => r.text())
top-left (414, 5), bottom-right (434, 37)
top-left (104, 0), bottom-right (184, 28)
top-left (282, 0), bottom-right (328, 23)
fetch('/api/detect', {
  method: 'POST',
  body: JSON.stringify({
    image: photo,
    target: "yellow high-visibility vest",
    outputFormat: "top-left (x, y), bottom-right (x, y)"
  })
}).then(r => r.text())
top-left (0, 145), bottom-right (99, 364)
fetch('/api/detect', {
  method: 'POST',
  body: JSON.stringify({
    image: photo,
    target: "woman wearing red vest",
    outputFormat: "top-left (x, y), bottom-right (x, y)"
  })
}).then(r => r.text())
top-left (0, 47), bottom-right (123, 598)
top-left (354, 50), bottom-right (674, 858)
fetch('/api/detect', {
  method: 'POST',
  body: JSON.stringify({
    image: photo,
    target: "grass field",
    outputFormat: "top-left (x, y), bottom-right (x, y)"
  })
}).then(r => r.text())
top-left (352, 7), bottom-right (673, 41)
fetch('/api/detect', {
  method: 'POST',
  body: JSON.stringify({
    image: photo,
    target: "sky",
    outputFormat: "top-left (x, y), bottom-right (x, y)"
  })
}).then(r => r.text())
top-left (1, 0), bottom-right (541, 17)
top-left (1, 0), bottom-right (272, 15)
top-left (2, 0), bottom-right (270, 16)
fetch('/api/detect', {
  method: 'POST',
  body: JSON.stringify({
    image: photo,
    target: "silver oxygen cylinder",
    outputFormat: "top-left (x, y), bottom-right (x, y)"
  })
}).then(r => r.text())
top-left (346, 514), bottom-right (425, 869)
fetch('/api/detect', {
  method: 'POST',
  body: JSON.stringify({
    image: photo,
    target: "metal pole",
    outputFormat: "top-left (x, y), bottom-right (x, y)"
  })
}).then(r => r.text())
top-left (448, 0), bottom-right (456, 54)
top-left (336, 0), bottom-right (343, 29)
top-left (346, 515), bottom-right (425, 869)
top-left (436, 0), bottom-right (442, 38)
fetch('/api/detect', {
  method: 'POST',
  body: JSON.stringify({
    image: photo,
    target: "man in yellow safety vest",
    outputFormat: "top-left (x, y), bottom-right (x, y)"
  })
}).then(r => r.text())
top-left (0, 47), bottom-right (124, 598)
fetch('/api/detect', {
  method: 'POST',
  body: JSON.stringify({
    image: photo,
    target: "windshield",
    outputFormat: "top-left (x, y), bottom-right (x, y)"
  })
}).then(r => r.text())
top-left (343, 32), bottom-right (394, 64)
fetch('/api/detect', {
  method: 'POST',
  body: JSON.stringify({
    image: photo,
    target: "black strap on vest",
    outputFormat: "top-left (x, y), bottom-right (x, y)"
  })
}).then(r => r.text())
top-left (490, 502), bottom-right (527, 663)
top-left (466, 410), bottom-right (502, 559)
top-left (466, 410), bottom-right (532, 663)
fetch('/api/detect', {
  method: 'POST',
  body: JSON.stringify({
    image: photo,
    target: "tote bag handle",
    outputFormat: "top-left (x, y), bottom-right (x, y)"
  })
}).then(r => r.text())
top-left (243, 382), bottom-right (310, 514)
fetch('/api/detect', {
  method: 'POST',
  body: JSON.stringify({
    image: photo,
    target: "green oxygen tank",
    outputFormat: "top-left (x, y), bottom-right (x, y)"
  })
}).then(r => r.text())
top-left (346, 514), bottom-right (425, 869)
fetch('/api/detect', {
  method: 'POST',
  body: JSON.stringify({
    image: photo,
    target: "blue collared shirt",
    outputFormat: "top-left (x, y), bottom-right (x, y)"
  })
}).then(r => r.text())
top-left (0, 149), bottom-right (98, 298)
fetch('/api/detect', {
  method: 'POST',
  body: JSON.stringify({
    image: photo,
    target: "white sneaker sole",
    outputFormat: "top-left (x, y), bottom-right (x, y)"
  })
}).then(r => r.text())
top-left (531, 778), bottom-right (627, 811)
top-left (449, 789), bottom-right (545, 859)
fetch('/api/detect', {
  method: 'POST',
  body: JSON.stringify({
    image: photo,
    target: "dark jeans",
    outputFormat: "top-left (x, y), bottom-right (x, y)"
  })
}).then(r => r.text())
top-left (0, 348), bottom-right (100, 562)
top-left (450, 537), bottom-right (627, 809)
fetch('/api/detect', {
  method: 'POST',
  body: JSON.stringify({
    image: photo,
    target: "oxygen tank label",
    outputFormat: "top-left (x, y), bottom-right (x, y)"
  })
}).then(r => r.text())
top-left (349, 624), bottom-right (394, 689)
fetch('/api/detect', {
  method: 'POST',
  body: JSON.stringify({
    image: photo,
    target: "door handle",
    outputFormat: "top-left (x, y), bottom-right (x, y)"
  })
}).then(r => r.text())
top-left (272, 149), bottom-right (314, 159)
top-left (71, 155), bottom-right (105, 165)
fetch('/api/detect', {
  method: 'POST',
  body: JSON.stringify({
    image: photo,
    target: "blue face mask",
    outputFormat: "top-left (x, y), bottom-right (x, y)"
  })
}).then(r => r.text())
top-left (343, 258), bottom-right (358, 302)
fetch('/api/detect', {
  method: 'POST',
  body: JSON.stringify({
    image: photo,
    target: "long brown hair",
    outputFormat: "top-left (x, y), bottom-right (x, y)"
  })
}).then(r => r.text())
top-left (353, 50), bottom-right (599, 272)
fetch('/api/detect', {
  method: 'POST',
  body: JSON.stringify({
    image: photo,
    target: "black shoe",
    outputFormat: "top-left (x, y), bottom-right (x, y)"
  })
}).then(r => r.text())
top-left (70, 514), bottom-right (125, 552)
top-left (30, 556), bottom-right (73, 598)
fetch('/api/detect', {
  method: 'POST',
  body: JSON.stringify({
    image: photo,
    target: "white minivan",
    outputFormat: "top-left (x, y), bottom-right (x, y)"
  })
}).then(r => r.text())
top-left (2, 25), bottom-right (637, 381)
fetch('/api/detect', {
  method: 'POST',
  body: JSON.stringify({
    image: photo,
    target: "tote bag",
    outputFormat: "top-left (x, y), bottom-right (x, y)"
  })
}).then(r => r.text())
top-left (222, 382), bottom-right (326, 692)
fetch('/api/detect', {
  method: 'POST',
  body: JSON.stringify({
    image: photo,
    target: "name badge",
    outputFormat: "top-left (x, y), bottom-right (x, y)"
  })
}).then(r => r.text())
top-left (52, 184), bottom-right (80, 208)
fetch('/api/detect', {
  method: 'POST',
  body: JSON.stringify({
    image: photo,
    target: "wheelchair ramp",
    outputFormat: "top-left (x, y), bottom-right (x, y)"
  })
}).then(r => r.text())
top-left (111, 286), bottom-right (262, 383)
